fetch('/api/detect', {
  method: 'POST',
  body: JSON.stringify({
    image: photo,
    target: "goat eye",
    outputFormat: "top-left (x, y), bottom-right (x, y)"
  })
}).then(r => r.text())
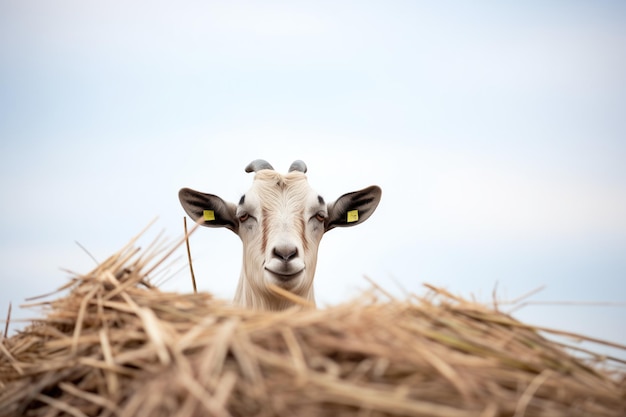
top-left (239, 213), bottom-right (250, 222)
top-left (315, 213), bottom-right (326, 223)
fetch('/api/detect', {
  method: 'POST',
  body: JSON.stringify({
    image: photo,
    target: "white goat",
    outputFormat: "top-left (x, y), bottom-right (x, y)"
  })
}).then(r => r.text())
top-left (179, 159), bottom-right (382, 311)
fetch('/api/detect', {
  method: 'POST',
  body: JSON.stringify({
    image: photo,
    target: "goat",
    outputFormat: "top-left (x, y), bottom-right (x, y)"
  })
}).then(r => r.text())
top-left (179, 159), bottom-right (382, 311)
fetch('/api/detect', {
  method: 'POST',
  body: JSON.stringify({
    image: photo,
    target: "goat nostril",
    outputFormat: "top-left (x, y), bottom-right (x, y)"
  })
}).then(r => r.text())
top-left (273, 246), bottom-right (298, 262)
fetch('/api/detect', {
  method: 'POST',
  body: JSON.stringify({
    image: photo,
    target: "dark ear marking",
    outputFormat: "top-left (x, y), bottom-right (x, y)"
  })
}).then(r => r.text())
top-left (325, 186), bottom-right (382, 232)
top-left (178, 188), bottom-right (238, 233)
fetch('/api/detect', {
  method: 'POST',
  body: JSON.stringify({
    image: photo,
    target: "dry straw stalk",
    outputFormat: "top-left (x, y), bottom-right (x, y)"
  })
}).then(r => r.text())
top-left (1, 233), bottom-right (624, 417)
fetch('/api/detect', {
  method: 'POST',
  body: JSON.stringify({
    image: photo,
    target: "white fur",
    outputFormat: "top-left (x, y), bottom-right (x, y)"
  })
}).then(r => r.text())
top-left (179, 164), bottom-right (381, 311)
top-left (234, 170), bottom-right (322, 310)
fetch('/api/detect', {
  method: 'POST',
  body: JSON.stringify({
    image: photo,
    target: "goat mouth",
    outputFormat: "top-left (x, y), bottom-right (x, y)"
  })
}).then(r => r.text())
top-left (264, 268), bottom-right (304, 283)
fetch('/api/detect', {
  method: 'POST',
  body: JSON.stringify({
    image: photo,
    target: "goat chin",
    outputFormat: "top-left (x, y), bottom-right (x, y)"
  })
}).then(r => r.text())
top-left (234, 269), bottom-right (314, 311)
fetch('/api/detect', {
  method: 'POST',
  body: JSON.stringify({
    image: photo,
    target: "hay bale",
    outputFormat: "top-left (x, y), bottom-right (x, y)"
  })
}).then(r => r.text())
top-left (1, 236), bottom-right (624, 417)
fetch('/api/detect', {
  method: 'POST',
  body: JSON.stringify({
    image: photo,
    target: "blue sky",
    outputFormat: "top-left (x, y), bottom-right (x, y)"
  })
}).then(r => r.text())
top-left (1, 1), bottom-right (625, 359)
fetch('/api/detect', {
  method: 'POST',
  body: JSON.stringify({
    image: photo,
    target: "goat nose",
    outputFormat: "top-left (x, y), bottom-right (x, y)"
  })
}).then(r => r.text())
top-left (273, 245), bottom-right (298, 262)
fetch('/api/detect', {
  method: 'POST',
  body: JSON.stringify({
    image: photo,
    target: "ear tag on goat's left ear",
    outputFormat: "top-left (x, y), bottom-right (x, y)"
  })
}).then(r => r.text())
top-left (203, 210), bottom-right (215, 221)
top-left (347, 209), bottom-right (359, 223)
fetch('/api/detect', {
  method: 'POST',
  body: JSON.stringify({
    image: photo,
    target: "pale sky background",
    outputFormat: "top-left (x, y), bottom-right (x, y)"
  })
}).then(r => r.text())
top-left (1, 1), bottom-right (625, 361)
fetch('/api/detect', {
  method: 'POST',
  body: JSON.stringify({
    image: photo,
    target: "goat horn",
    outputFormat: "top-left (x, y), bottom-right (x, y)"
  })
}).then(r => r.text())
top-left (245, 159), bottom-right (274, 173)
top-left (288, 160), bottom-right (307, 173)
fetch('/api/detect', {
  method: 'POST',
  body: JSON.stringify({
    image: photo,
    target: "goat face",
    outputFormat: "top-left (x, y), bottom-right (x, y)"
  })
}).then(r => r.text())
top-left (178, 160), bottom-right (382, 309)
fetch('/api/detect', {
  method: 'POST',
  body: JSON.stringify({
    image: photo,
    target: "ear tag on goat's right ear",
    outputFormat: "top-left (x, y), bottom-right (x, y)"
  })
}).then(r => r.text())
top-left (203, 210), bottom-right (215, 221)
top-left (347, 209), bottom-right (359, 223)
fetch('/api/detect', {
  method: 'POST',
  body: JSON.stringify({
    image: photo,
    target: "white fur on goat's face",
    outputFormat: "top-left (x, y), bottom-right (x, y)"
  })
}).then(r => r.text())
top-left (237, 170), bottom-right (325, 306)
top-left (179, 162), bottom-right (381, 311)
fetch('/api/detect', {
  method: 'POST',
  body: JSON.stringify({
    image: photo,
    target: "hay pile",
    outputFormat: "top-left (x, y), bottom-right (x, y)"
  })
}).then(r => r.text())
top-left (1, 236), bottom-right (625, 417)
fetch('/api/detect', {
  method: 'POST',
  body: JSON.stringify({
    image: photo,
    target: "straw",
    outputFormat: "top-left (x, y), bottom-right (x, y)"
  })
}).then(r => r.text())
top-left (1, 233), bottom-right (624, 417)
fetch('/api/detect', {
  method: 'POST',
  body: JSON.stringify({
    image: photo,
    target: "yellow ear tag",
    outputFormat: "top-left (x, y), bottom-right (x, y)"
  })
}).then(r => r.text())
top-left (347, 209), bottom-right (359, 223)
top-left (203, 210), bottom-right (215, 221)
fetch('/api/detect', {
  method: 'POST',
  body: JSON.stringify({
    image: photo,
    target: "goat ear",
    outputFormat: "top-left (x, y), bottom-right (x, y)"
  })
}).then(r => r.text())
top-left (178, 188), bottom-right (238, 233)
top-left (326, 185), bottom-right (382, 232)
